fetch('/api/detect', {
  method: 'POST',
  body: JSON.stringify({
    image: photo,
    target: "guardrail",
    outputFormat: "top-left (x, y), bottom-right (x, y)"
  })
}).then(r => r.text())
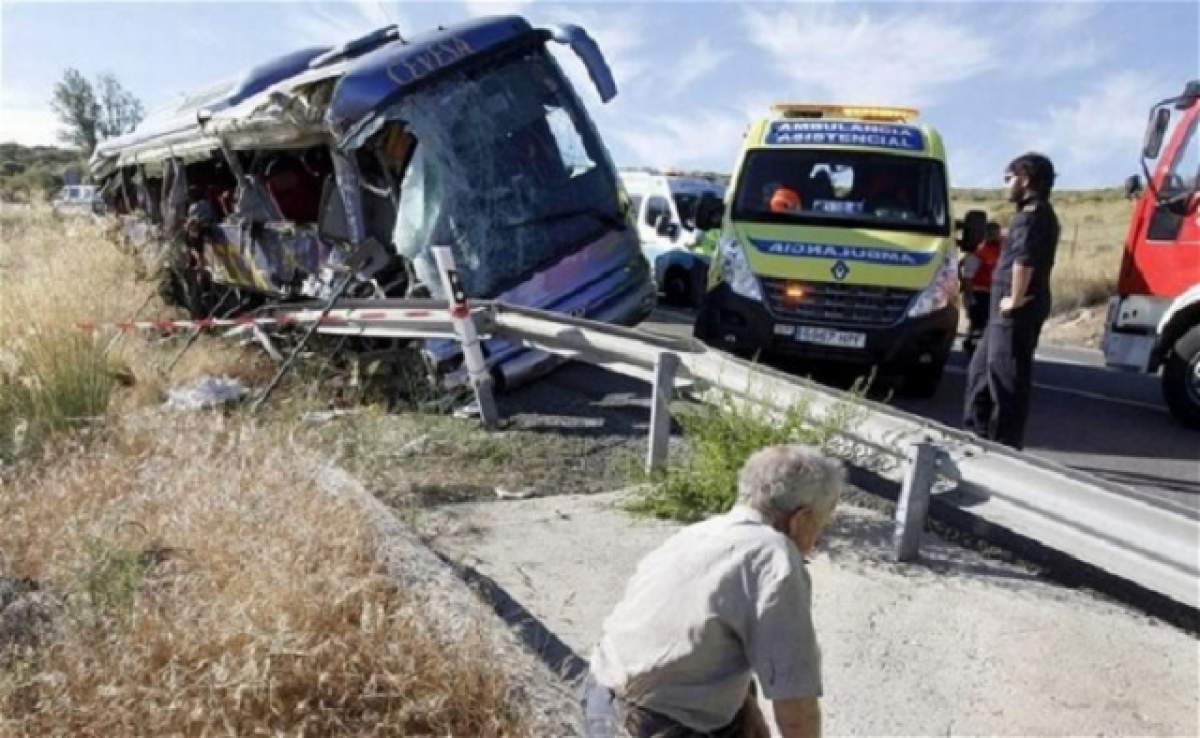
top-left (251, 250), bottom-right (1198, 613)
top-left (487, 303), bottom-right (1199, 611)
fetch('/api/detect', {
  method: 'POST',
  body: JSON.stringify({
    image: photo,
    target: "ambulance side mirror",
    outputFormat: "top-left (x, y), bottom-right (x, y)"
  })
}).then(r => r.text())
top-left (957, 209), bottom-right (987, 252)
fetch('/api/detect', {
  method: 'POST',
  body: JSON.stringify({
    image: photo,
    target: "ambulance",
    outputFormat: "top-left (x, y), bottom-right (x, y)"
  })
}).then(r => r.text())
top-left (693, 104), bottom-right (968, 396)
top-left (620, 169), bottom-right (724, 306)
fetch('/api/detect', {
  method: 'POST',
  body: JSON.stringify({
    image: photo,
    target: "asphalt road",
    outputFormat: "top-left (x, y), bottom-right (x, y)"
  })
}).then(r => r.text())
top-left (637, 306), bottom-right (1200, 509)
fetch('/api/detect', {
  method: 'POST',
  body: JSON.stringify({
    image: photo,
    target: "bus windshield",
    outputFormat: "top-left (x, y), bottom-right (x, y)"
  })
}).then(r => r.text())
top-left (363, 46), bottom-right (622, 298)
top-left (732, 149), bottom-right (949, 236)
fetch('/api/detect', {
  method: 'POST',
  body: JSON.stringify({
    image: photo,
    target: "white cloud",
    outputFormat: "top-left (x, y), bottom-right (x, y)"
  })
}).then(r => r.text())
top-left (998, 2), bottom-right (1106, 78)
top-left (531, 4), bottom-right (650, 94)
top-left (0, 88), bottom-right (63, 146)
top-left (287, 0), bottom-right (407, 46)
top-left (0, 104), bottom-right (62, 147)
top-left (608, 109), bottom-right (749, 171)
top-left (1029, 2), bottom-right (1101, 33)
top-left (741, 6), bottom-right (996, 106)
top-left (461, 0), bottom-right (535, 18)
top-left (1024, 39), bottom-right (1106, 78)
top-left (943, 142), bottom-right (1001, 189)
top-left (1003, 71), bottom-right (1157, 187)
top-left (663, 37), bottom-right (731, 99)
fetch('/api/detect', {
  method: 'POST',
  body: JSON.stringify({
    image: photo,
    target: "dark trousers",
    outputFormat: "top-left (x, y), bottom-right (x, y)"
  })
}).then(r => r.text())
top-left (582, 673), bottom-right (745, 738)
top-left (966, 290), bottom-right (991, 337)
top-left (963, 308), bottom-right (1045, 449)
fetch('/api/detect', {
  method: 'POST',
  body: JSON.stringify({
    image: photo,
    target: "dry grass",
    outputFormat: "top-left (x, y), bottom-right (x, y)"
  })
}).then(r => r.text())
top-left (0, 415), bottom-right (529, 736)
top-left (952, 189), bottom-right (1131, 315)
top-left (0, 205), bottom-right (257, 459)
top-left (0, 206), bottom-right (535, 735)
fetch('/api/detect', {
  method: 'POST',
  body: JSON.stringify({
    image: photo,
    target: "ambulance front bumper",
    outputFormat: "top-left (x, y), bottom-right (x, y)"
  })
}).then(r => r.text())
top-left (694, 284), bottom-right (956, 369)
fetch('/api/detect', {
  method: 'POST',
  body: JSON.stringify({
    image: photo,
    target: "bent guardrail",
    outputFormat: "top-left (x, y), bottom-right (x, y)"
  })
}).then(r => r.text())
top-left (248, 290), bottom-right (1198, 612)
top-left (484, 303), bottom-right (1200, 612)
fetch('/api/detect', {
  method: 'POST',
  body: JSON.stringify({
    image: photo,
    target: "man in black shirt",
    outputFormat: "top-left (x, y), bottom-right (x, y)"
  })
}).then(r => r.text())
top-left (963, 152), bottom-right (1060, 449)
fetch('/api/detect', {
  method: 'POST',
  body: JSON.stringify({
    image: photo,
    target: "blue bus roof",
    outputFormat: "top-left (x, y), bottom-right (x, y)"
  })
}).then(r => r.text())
top-left (224, 46), bottom-right (332, 109)
top-left (328, 15), bottom-right (537, 142)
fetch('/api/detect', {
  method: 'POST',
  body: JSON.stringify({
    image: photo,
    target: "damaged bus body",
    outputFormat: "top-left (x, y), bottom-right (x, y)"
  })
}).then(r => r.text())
top-left (90, 16), bottom-right (654, 388)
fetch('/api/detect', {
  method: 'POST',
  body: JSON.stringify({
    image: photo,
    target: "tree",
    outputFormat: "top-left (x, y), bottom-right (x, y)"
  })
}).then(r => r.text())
top-left (50, 68), bottom-right (99, 153)
top-left (49, 69), bottom-right (144, 154)
top-left (96, 74), bottom-right (145, 141)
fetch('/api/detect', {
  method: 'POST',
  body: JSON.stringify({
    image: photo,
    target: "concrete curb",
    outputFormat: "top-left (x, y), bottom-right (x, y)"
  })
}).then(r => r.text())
top-left (313, 464), bottom-right (582, 735)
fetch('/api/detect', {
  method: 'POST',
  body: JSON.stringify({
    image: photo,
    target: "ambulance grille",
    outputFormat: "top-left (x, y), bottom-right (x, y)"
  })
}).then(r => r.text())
top-left (762, 279), bottom-right (917, 327)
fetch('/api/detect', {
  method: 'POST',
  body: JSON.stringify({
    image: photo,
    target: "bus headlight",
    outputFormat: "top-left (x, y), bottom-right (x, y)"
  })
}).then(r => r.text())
top-left (718, 237), bottom-right (763, 302)
top-left (907, 251), bottom-right (960, 318)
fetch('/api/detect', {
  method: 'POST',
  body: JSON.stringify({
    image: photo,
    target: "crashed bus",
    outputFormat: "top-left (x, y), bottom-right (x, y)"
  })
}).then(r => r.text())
top-left (90, 16), bottom-right (654, 388)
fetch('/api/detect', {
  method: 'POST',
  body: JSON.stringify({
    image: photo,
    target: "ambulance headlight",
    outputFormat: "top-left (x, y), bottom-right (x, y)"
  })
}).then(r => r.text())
top-left (718, 237), bottom-right (763, 302)
top-left (907, 251), bottom-right (960, 318)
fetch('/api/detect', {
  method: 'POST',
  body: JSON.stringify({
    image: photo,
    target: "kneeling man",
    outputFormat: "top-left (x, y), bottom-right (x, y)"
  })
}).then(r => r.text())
top-left (583, 445), bottom-right (842, 738)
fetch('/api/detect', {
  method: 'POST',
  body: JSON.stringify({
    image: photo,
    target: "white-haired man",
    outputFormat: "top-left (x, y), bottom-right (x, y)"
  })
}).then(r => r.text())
top-left (583, 445), bottom-right (843, 738)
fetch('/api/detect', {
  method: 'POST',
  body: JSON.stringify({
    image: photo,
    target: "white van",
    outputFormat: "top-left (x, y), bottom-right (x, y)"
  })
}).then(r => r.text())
top-left (51, 184), bottom-right (104, 216)
top-left (621, 170), bottom-right (724, 306)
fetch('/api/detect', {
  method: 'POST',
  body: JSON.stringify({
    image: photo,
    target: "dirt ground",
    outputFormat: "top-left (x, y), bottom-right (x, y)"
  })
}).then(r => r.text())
top-left (1040, 305), bottom-right (1108, 349)
top-left (425, 490), bottom-right (1199, 737)
top-left (958, 303), bottom-right (1107, 350)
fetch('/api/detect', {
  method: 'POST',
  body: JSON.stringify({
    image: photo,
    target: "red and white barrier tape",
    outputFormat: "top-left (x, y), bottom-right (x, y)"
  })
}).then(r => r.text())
top-left (78, 308), bottom-right (449, 334)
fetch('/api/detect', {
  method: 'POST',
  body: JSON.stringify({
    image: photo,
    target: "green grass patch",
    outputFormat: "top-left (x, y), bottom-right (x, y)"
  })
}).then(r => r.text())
top-left (77, 537), bottom-right (153, 615)
top-left (631, 391), bottom-right (849, 522)
top-left (0, 329), bottom-right (113, 461)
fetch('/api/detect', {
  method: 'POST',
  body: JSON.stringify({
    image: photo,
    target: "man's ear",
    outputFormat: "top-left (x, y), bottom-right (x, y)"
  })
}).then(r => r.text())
top-left (787, 506), bottom-right (814, 537)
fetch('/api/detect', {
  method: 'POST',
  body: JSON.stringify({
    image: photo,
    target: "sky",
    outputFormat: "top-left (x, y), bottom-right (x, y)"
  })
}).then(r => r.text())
top-left (1, 0), bottom-right (1197, 188)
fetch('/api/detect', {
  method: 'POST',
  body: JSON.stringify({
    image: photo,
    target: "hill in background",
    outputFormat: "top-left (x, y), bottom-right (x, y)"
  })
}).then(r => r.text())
top-left (0, 142), bottom-right (87, 201)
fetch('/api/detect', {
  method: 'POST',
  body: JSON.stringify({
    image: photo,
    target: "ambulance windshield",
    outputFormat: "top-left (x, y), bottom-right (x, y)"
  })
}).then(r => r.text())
top-left (732, 150), bottom-right (949, 236)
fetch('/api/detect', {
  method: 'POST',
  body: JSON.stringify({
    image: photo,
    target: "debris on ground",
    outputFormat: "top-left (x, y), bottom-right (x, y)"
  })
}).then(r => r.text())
top-left (495, 485), bottom-right (538, 500)
top-left (165, 375), bottom-right (248, 411)
top-left (0, 576), bottom-right (57, 664)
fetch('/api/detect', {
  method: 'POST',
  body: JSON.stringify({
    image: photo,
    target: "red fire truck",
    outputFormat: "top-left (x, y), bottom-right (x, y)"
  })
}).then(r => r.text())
top-left (1103, 80), bottom-right (1200, 428)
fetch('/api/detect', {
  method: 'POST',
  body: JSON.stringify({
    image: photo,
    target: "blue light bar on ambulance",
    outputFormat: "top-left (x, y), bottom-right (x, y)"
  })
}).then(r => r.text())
top-left (770, 104), bottom-right (919, 123)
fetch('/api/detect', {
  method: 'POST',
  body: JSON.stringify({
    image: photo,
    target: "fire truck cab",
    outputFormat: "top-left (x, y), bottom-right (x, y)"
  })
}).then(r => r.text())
top-left (1102, 79), bottom-right (1200, 428)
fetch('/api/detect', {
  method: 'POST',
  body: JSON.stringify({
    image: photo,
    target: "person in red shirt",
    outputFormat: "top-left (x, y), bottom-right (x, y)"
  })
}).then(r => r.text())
top-left (961, 221), bottom-right (1002, 357)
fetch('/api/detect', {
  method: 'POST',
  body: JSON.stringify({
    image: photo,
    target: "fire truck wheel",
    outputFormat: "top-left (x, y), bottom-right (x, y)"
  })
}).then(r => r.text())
top-left (1162, 324), bottom-right (1200, 430)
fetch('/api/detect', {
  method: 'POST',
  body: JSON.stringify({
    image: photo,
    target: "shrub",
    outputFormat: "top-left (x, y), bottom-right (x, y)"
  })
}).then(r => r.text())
top-left (0, 329), bottom-right (113, 461)
top-left (631, 390), bottom-right (843, 521)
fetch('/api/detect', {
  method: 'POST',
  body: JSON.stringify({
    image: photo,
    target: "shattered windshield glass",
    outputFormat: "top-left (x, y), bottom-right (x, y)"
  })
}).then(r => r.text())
top-left (362, 46), bottom-right (622, 298)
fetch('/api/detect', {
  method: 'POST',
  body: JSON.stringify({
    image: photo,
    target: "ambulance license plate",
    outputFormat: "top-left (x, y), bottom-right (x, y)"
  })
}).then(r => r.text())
top-left (794, 325), bottom-right (867, 349)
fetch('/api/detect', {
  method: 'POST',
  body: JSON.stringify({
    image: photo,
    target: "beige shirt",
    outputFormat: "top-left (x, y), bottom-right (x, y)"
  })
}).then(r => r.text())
top-left (590, 505), bottom-right (822, 731)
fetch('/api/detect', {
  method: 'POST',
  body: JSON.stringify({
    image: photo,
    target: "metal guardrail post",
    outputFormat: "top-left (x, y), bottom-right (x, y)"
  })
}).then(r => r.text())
top-left (432, 246), bottom-right (499, 429)
top-left (646, 352), bottom-right (679, 474)
top-left (894, 442), bottom-right (938, 562)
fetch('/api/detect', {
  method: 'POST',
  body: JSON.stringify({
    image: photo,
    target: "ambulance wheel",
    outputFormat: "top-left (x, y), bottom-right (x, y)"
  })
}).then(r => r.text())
top-left (663, 267), bottom-right (691, 307)
top-left (1162, 325), bottom-right (1200, 430)
top-left (901, 361), bottom-right (945, 398)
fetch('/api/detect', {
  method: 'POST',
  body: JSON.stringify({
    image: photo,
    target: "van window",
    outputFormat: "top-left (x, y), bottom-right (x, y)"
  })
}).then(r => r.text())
top-left (628, 194), bottom-right (643, 220)
top-left (645, 195), bottom-right (670, 227)
top-left (732, 149), bottom-right (949, 236)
